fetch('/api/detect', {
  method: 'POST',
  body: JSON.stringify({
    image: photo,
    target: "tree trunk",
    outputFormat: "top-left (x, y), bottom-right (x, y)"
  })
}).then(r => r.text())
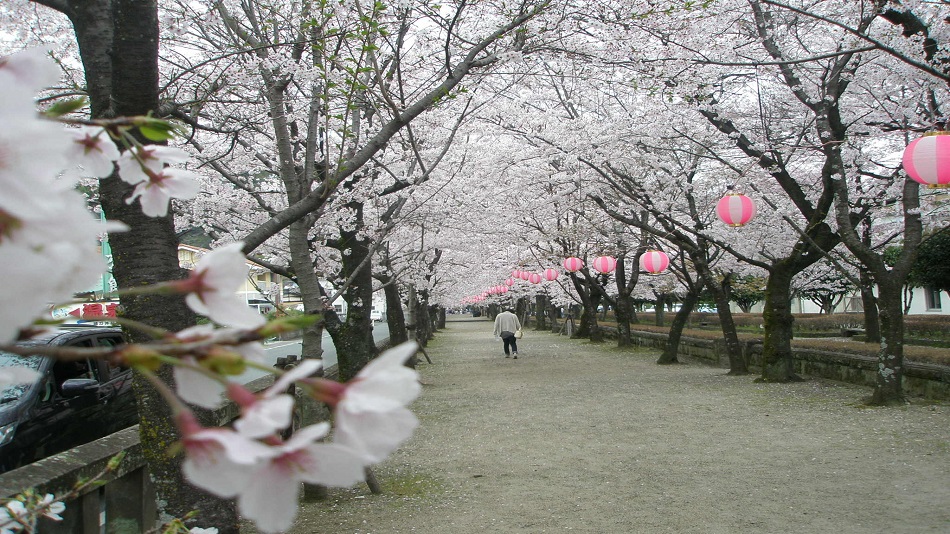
top-left (547, 299), bottom-right (560, 333)
top-left (614, 293), bottom-right (634, 348)
top-left (859, 267), bottom-right (882, 343)
top-left (67, 1), bottom-right (241, 530)
top-left (871, 280), bottom-right (907, 405)
top-left (382, 279), bottom-right (409, 345)
top-left (656, 288), bottom-right (700, 364)
top-left (711, 275), bottom-right (747, 375)
top-left (612, 256), bottom-right (635, 347)
top-left (759, 261), bottom-right (802, 382)
top-left (534, 294), bottom-right (548, 330)
top-left (416, 291), bottom-right (433, 345)
top-left (437, 307), bottom-right (446, 329)
top-left (327, 206), bottom-right (378, 381)
top-left (287, 219), bottom-right (326, 361)
top-left (570, 275), bottom-right (603, 342)
top-left (654, 294), bottom-right (666, 327)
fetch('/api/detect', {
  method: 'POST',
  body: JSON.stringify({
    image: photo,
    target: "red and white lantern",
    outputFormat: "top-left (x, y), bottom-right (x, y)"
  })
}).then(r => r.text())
top-left (505, 278), bottom-right (515, 286)
top-left (543, 268), bottom-right (559, 281)
top-left (519, 270), bottom-right (531, 281)
top-left (592, 256), bottom-right (617, 274)
top-left (528, 273), bottom-right (542, 284)
top-left (512, 269), bottom-right (523, 279)
top-left (639, 250), bottom-right (670, 275)
top-left (499, 286), bottom-right (509, 294)
top-left (716, 193), bottom-right (756, 227)
top-left (903, 133), bottom-right (950, 188)
top-left (562, 257), bottom-right (584, 272)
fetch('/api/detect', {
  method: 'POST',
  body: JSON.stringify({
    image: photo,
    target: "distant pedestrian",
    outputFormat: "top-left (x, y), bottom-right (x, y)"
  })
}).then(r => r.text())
top-left (493, 308), bottom-right (522, 358)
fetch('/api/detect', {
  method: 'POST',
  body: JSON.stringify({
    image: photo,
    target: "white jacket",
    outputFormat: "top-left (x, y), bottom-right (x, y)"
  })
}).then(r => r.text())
top-left (493, 311), bottom-right (522, 337)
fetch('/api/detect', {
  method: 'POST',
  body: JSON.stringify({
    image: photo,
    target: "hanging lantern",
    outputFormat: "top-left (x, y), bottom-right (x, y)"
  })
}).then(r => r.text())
top-left (639, 250), bottom-right (669, 275)
top-left (519, 270), bottom-right (531, 281)
top-left (512, 269), bottom-right (522, 279)
top-left (528, 272), bottom-right (542, 284)
top-left (592, 256), bottom-right (617, 274)
top-left (716, 193), bottom-right (756, 227)
top-left (903, 132), bottom-right (950, 188)
top-left (505, 278), bottom-right (515, 286)
top-left (543, 268), bottom-right (559, 281)
top-left (563, 257), bottom-right (584, 272)
top-left (499, 286), bottom-right (509, 294)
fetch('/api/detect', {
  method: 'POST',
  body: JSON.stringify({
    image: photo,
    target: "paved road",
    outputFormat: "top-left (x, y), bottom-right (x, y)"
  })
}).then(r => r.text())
top-left (235, 322), bottom-right (390, 384)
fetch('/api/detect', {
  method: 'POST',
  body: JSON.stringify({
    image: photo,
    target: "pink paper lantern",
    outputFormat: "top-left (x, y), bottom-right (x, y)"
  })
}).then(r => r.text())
top-left (512, 269), bottom-right (522, 279)
top-left (519, 270), bottom-right (531, 280)
top-left (505, 278), bottom-right (515, 286)
top-left (716, 193), bottom-right (756, 227)
top-left (592, 256), bottom-right (617, 274)
top-left (562, 257), bottom-right (584, 272)
top-left (528, 273), bottom-right (542, 284)
top-left (639, 250), bottom-right (669, 275)
top-left (903, 133), bottom-right (950, 188)
top-left (543, 268), bottom-right (559, 281)
top-left (499, 286), bottom-right (509, 294)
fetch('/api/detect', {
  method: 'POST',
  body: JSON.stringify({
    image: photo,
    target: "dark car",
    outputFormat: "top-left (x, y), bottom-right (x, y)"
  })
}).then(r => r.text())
top-left (0, 326), bottom-right (138, 473)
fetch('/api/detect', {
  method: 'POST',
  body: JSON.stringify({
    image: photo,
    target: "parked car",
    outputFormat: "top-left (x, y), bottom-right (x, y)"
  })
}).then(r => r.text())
top-left (0, 326), bottom-right (138, 473)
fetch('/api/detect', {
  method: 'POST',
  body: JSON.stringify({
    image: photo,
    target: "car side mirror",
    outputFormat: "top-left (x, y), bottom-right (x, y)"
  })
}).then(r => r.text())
top-left (61, 378), bottom-right (99, 397)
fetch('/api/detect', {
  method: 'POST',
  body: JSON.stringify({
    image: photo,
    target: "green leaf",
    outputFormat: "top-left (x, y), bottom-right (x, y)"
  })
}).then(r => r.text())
top-left (43, 97), bottom-right (88, 118)
top-left (139, 124), bottom-right (174, 141)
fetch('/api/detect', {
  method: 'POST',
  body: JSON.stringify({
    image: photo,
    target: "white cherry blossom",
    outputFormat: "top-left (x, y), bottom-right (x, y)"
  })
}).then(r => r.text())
top-left (331, 342), bottom-right (421, 462)
top-left (235, 423), bottom-right (365, 534)
top-left (126, 166), bottom-right (200, 217)
top-left (66, 126), bottom-right (120, 178)
top-left (231, 360), bottom-right (321, 439)
top-left (115, 145), bottom-right (192, 185)
top-left (176, 242), bottom-right (266, 329)
top-left (36, 494), bottom-right (64, 521)
top-left (172, 325), bottom-right (267, 409)
top-left (0, 500), bottom-right (27, 533)
top-left (178, 413), bottom-right (273, 499)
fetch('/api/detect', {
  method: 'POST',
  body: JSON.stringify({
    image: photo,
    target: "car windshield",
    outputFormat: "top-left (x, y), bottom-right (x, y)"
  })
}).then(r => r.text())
top-left (0, 351), bottom-right (44, 404)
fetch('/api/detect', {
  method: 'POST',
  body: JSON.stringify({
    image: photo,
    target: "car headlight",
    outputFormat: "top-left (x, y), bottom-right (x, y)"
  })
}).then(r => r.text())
top-left (0, 422), bottom-right (15, 447)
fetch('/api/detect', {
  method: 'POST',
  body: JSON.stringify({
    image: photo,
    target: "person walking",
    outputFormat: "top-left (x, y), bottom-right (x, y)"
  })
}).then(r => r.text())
top-left (493, 308), bottom-right (522, 359)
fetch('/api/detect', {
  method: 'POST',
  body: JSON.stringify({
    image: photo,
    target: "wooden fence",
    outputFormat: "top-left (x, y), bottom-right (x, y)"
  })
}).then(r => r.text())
top-left (0, 372), bottom-right (274, 533)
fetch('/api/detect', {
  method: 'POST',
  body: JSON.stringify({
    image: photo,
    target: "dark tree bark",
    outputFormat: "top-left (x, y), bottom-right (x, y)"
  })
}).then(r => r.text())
top-left (569, 273), bottom-right (604, 342)
top-left (612, 255), bottom-right (639, 347)
top-left (36, 0), bottom-right (240, 529)
top-left (656, 286), bottom-right (702, 365)
top-left (326, 204), bottom-right (378, 381)
top-left (859, 266), bottom-right (881, 343)
top-left (381, 279), bottom-right (409, 345)
top-left (534, 294), bottom-right (548, 330)
top-left (704, 271), bottom-right (748, 375)
top-left (759, 260), bottom-right (803, 382)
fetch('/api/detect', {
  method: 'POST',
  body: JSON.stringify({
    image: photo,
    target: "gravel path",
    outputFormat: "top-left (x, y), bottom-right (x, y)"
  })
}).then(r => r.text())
top-left (282, 318), bottom-right (950, 533)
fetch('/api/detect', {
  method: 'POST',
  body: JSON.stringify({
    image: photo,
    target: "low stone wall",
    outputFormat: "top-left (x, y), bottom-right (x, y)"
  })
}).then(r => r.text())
top-left (619, 328), bottom-right (950, 401)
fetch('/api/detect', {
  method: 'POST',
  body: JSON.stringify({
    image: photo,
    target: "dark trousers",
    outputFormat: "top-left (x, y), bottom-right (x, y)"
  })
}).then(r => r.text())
top-left (503, 335), bottom-right (518, 355)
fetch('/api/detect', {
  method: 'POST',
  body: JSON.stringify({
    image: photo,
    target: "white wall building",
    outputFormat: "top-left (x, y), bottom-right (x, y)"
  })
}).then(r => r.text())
top-left (790, 286), bottom-right (948, 315)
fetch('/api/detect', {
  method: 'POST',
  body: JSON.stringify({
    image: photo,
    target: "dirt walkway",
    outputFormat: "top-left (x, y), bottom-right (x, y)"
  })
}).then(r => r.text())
top-left (283, 318), bottom-right (950, 533)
